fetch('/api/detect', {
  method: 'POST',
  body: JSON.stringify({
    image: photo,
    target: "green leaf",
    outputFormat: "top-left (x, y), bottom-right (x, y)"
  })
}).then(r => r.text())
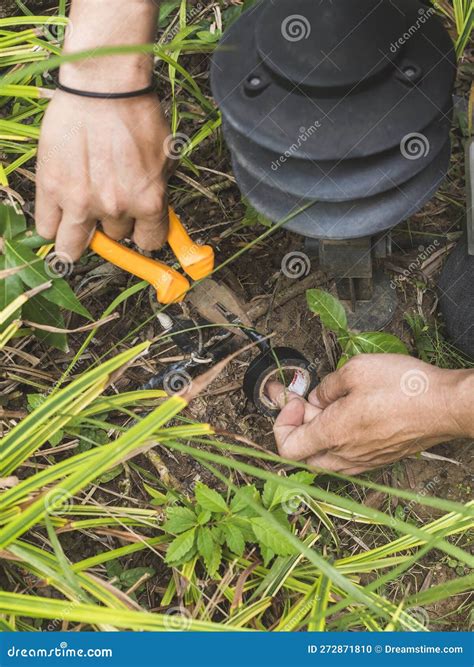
top-left (27, 393), bottom-right (46, 412)
top-left (230, 485), bottom-right (259, 514)
top-left (119, 567), bottom-right (155, 589)
top-left (144, 484), bottom-right (168, 506)
top-left (164, 506), bottom-right (197, 534)
top-left (347, 332), bottom-right (409, 355)
top-left (5, 240), bottom-right (92, 320)
top-left (197, 526), bottom-right (215, 566)
top-left (194, 482), bottom-right (228, 513)
top-left (97, 465), bottom-right (122, 484)
top-left (165, 528), bottom-right (196, 564)
top-left (224, 523), bottom-right (245, 557)
top-left (0, 256), bottom-right (24, 328)
top-left (306, 289), bottom-right (348, 335)
top-left (205, 540), bottom-right (222, 577)
top-left (105, 559), bottom-right (122, 579)
top-left (159, 0), bottom-right (182, 24)
top-left (260, 545), bottom-right (275, 567)
top-left (197, 509), bottom-right (212, 525)
top-left (251, 517), bottom-right (296, 556)
top-left (196, 30), bottom-right (220, 43)
top-left (263, 471), bottom-right (315, 511)
top-left (288, 471), bottom-right (316, 486)
top-left (262, 479), bottom-right (279, 510)
top-left (0, 203), bottom-right (26, 239)
top-left (231, 516), bottom-right (255, 542)
top-left (22, 293), bottom-right (68, 351)
top-left (48, 430), bottom-right (63, 447)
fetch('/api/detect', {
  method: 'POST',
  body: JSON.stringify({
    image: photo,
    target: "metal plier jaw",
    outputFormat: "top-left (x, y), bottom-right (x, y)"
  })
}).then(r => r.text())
top-left (89, 207), bottom-right (215, 303)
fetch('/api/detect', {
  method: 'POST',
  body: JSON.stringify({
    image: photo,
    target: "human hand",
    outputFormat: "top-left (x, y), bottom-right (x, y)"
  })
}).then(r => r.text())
top-left (268, 354), bottom-right (473, 474)
top-left (36, 92), bottom-right (173, 261)
top-left (35, 0), bottom-right (173, 261)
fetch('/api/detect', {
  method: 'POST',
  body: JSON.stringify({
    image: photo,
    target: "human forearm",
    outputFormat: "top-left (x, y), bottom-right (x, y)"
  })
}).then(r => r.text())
top-left (60, 0), bottom-right (159, 91)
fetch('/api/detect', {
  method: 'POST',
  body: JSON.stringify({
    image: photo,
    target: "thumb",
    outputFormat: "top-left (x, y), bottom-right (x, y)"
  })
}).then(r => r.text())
top-left (308, 369), bottom-right (349, 409)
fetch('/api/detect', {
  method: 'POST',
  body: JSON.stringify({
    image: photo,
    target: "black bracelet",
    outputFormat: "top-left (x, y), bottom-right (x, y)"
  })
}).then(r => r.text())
top-left (56, 81), bottom-right (156, 99)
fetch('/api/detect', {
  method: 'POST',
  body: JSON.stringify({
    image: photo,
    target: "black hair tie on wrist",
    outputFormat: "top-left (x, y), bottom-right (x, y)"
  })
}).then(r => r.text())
top-left (56, 81), bottom-right (156, 99)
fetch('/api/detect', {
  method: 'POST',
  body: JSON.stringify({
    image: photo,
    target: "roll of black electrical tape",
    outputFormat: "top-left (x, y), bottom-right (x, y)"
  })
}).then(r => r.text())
top-left (243, 347), bottom-right (318, 417)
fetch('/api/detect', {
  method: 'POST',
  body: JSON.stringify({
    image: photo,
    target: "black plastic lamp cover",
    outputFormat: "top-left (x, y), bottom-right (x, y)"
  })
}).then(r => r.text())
top-left (211, 0), bottom-right (457, 240)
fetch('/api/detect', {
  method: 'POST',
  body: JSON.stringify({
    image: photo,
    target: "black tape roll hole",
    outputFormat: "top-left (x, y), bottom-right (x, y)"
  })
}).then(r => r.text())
top-left (258, 365), bottom-right (312, 411)
top-left (243, 347), bottom-right (318, 417)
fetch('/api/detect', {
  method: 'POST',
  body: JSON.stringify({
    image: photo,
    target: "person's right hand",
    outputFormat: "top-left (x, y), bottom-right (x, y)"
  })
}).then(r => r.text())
top-left (35, 0), bottom-right (172, 262)
top-left (35, 91), bottom-right (174, 262)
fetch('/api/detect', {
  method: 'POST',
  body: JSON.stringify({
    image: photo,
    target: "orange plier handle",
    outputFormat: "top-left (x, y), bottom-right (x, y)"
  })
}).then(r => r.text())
top-left (89, 208), bottom-right (214, 304)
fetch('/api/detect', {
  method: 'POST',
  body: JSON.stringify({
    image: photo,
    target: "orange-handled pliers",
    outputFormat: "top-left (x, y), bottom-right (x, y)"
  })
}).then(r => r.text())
top-left (89, 208), bottom-right (214, 304)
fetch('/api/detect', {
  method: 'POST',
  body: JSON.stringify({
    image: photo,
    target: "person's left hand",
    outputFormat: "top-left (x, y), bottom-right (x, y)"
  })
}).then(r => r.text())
top-left (267, 354), bottom-right (467, 474)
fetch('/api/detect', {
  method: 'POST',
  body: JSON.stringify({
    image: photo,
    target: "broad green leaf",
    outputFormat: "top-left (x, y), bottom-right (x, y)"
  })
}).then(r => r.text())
top-left (27, 393), bottom-right (46, 411)
top-left (197, 526), bottom-right (215, 567)
top-left (0, 202), bottom-right (26, 238)
top-left (48, 430), bottom-right (64, 447)
top-left (119, 567), bottom-right (155, 589)
top-left (165, 528), bottom-right (196, 564)
top-left (262, 478), bottom-right (279, 509)
top-left (288, 471), bottom-right (316, 486)
top-left (206, 541), bottom-right (222, 577)
top-left (346, 332), bottom-right (408, 356)
top-left (5, 240), bottom-right (92, 320)
top-left (224, 523), bottom-right (245, 557)
top-left (194, 482), bottom-right (228, 513)
top-left (260, 545), bottom-right (276, 567)
top-left (144, 484), bottom-right (168, 506)
top-left (231, 516), bottom-right (255, 543)
top-left (251, 517), bottom-right (296, 556)
top-left (163, 506), bottom-right (197, 534)
top-left (22, 293), bottom-right (68, 351)
top-left (197, 509), bottom-right (212, 525)
top-left (306, 289), bottom-right (348, 335)
top-left (230, 485), bottom-right (259, 514)
top-left (0, 255), bottom-right (23, 327)
top-left (263, 471), bottom-right (315, 511)
top-left (97, 465), bottom-right (122, 484)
